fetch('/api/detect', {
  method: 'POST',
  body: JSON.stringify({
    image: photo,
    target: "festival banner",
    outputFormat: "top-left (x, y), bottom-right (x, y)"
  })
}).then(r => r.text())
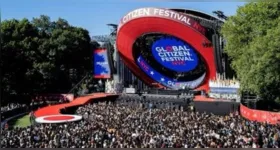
top-left (240, 104), bottom-right (280, 124)
top-left (93, 49), bottom-right (111, 79)
top-left (118, 7), bottom-right (206, 35)
top-left (136, 55), bottom-right (205, 89)
top-left (210, 87), bottom-right (239, 94)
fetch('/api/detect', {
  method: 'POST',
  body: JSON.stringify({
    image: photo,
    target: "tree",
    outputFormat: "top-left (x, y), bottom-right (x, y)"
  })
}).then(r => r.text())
top-left (221, 1), bottom-right (280, 102)
top-left (1, 15), bottom-right (92, 101)
top-left (1, 18), bottom-right (39, 96)
top-left (31, 15), bottom-right (92, 93)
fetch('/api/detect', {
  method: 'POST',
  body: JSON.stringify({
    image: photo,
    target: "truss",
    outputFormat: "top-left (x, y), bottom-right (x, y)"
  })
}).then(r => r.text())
top-left (186, 13), bottom-right (223, 30)
top-left (92, 35), bottom-right (116, 45)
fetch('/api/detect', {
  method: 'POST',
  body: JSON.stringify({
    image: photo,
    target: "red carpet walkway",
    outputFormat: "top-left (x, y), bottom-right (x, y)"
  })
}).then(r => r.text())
top-left (34, 93), bottom-right (118, 118)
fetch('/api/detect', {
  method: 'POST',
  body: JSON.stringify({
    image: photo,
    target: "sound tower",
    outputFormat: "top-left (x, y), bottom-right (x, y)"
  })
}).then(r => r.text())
top-left (105, 43), bottom-right (116, 76)
top-left (216, 34), bottom-right (223, 73)
top-left (212, 34), bottom-right (223, 74)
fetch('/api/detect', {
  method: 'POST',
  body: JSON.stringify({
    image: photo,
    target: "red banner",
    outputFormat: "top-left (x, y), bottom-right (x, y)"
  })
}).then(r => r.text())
top-left (118, 7), bottom-right (206, 35)
top-left (240, 104), bottom-right (280, 124)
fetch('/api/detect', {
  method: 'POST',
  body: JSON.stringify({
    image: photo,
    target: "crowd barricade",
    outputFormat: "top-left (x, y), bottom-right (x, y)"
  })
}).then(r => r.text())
top-left (240, 104), bottom-right (280, 124)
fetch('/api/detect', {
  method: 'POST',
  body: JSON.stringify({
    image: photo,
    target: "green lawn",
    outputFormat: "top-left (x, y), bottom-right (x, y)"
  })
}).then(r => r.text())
top-left (8, 115), bottom-right (32, 128)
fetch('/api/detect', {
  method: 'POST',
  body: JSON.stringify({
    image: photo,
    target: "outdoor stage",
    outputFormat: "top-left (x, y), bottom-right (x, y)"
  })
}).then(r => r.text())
top-left (34, 93), bottom-right (118, 123)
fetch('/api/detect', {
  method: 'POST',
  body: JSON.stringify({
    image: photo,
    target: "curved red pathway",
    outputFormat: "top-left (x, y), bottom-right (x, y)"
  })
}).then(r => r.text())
top-left (34, 93), bottom-right (118, 117)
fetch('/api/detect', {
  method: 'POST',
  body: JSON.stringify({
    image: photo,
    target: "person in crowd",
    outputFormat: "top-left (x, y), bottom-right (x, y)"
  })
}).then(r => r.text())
top-left (1, 101), bottom-right (280, 148)
top-left (1, 103), bottom-right (26, 112)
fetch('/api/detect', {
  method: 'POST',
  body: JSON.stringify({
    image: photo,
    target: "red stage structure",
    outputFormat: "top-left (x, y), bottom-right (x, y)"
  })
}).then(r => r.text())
top-left (116, 8), bottom-right (220, 92)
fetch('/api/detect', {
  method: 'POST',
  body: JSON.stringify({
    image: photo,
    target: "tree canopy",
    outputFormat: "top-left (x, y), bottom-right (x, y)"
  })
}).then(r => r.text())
top-left (221, 2), bottom-right (280, 102)
top-left (1, 15), bottom-right (94, 100)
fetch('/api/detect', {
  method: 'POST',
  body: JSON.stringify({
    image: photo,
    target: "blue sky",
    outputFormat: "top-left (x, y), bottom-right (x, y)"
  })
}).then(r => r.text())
top-left (1, 0), bottom-right (246, 36)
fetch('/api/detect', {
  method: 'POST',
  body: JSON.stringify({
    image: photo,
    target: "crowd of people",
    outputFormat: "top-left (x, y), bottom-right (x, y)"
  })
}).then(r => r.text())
top-left (1, 101), bottom-right (280, 148)
top-left (1, 97), bottom-right (67, 114)
top-left (1, 103), bottom-right (27, 112)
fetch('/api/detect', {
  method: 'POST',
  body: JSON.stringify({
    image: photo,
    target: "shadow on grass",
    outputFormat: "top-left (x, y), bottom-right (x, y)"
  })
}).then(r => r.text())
top-left (8, 115), bottom-right (31, 129)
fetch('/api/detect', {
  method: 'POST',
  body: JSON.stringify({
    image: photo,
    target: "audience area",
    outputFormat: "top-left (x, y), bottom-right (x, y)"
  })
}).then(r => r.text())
top-left (1, 101), bottom-right (279, 148)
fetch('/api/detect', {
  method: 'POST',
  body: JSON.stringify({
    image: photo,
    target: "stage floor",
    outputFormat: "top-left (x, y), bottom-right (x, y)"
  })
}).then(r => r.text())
top-left (34, 93), bottom-right (118, 118)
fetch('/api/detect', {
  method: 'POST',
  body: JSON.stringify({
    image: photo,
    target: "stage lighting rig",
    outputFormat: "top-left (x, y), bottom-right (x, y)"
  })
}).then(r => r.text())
top-left (212, 11), bottom-right (228, 20)
top-left (92, 35), bottom-right (116, 45)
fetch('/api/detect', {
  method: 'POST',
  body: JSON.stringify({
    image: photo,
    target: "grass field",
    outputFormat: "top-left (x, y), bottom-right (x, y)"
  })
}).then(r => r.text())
top-left (8, 115), bottom-right (31, 128)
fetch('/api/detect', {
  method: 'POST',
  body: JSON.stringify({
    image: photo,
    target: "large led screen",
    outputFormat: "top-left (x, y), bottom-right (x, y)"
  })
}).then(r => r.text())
top-left (93, 49), bottom-right (111, 79)
top-left (133, 33), bottom-right (207, 84)
top-left (152, 37), bottom-right (199, 72)
top-left (136, 55), bottom-right (205, 89)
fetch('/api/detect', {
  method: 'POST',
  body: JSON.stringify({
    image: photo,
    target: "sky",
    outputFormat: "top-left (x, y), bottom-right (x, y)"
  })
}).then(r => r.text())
top-left (1, 0), bottom-right (246, 36)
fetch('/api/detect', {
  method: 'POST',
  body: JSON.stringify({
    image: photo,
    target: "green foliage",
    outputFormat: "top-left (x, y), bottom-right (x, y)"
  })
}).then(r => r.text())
top-left (221, 1), bottom-right (280, 101)
top-left (1, 15), bottom-right (93, 99)
top-left (8, 115), bottom-right (31, 128)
